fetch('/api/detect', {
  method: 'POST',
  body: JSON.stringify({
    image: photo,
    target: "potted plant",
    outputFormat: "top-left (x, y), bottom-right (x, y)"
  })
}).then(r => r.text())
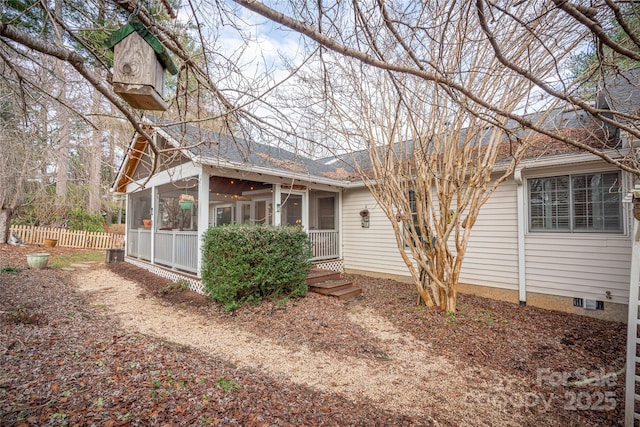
top-left (142, 218), bottom-right (152, 227)
top-left (179, 194), bottom-right (195, 210)
top-left (44, 238), bottom-right (58, 247)
top-left (26, 253), bottom-right (50, 269)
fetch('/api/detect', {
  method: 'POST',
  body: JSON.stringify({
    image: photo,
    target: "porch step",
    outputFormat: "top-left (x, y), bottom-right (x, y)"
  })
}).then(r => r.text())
top-left (306, 268), bottom-right (341, 285)
top-left (307, 269), bottom-right (362, 300)
top-left (309, 279), bottom-right (354, 295)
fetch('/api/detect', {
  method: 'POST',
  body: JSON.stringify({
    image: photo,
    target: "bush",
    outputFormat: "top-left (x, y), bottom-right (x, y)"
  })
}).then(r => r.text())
top-left (68, 208), bottom-right (105, 232)
top-left (201, 225), bottom-right (312, 311)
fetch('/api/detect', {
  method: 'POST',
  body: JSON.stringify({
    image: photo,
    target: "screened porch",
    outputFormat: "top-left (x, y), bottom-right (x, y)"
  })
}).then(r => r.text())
top-left (126, 174), bottom-right (341, 276)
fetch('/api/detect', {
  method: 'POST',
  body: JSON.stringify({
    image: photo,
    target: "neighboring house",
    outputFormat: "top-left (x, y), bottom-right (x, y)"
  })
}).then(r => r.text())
top-left (113, 71), bottom-right (639, 322)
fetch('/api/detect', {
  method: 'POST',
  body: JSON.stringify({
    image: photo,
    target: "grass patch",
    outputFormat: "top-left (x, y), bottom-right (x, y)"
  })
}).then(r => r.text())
top-left (1, 266), bottom-right (21, 274)
top-left (50, 251), bottom-right (104, 268)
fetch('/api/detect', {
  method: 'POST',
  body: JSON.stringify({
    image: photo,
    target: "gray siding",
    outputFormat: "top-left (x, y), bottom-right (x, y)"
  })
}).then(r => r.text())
top-left (524, 234), bottom-right (631, 303)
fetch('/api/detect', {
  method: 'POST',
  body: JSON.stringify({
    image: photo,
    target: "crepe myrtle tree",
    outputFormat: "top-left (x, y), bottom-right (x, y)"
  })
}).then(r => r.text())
top-left (226, 0), bottom-right (640, 311)
top-left (273, 3), bottom-right (563, 311)
top-left (245, 0), bottom-right (639, 311)
top-left (2, 0), bottom-right (640, 310)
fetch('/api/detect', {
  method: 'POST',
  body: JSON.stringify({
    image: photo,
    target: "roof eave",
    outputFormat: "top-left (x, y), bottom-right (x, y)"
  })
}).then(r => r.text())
top-left (194, 155), bottom-right (351, 188)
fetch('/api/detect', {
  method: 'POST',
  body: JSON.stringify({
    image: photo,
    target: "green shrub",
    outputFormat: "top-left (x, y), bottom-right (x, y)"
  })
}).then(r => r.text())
top-left (201, 225), bottom-right (312, 311)
top-left (68, 208), bottom-right (105, 232)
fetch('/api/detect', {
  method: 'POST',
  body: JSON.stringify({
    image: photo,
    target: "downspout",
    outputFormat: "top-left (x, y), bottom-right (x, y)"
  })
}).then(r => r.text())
top-left (514, 168), bottom-right (527, 306)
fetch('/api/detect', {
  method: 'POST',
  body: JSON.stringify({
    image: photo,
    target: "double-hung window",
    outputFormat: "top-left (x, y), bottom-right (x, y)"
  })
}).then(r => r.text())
top-left (528, 171), bottom-right (622, 232)
top-left (407, 189), bottom-right (431, 245)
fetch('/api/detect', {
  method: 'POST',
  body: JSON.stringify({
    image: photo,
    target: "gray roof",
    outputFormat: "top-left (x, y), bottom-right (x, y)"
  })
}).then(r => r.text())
top-left (155, 119), bottom-right (354, 181)
top-left (145, 71), bottom-right (638, 183)
top-left (597, 67), bottom-right (640, 115)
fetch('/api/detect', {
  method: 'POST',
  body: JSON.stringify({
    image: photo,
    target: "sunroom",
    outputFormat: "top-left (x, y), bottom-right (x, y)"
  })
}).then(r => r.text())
top-left (117, 123), bottom-right (348, 278)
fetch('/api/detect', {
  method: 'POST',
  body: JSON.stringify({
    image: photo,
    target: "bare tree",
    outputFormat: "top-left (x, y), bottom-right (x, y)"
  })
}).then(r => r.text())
top-left (0, 77), bottom-right (42, 243)
top-left (275, 2), bottom-right (582, 311)
top-left (233, 0), bottom-right (640, 172)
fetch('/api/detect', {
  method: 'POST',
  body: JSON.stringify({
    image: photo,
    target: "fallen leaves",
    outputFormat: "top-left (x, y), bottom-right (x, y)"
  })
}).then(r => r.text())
top-left (0, 244), bottom-right (627, 426)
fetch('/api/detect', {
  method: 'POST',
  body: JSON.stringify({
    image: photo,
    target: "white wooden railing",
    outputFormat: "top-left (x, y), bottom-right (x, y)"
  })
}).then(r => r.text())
top-left (154, 230), bottom-right (198, 273)
top-left (126, 228), bottom-right (335, 275)
top-left (127, 229), bottom-right (151, 261)
top-left (308, 230), bottom-right (339, 261)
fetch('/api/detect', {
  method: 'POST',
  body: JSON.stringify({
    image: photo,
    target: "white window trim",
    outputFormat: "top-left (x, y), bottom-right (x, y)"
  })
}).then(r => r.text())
top-left (525, 170), bottom-right (625, 234)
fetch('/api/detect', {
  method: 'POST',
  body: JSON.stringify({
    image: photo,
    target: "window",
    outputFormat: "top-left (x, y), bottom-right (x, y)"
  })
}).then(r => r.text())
top-left (407, 189), bottom-right (431, 245)
top-left (216, 206), bottom-right (234, 226)
top-left (528, 171), bottom-right (622, 232)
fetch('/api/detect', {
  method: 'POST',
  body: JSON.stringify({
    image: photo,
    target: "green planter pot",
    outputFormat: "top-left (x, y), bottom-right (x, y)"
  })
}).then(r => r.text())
top-left (27, 253), bottom-right (49, 269)
top-left (179, 200), bottom-right (193, 210)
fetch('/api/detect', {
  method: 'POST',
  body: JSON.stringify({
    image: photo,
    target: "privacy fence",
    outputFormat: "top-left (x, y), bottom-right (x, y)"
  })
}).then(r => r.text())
top-left (10, 225), bottom-right (124, 250)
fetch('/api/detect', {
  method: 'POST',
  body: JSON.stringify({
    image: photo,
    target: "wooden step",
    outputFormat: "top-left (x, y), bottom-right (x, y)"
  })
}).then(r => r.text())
top-left (330, 286), bottom-right (362, 300)
top-left (306, 268), bottom-right (361, 300)
top-left (306, 268), bottom-right (341, 285)
top-left (309, 279), bottom-right (354, 295)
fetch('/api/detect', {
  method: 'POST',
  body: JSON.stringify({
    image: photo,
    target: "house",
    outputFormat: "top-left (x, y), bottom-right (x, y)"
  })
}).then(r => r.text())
top-left (113, 72), bottom-right (639, 322)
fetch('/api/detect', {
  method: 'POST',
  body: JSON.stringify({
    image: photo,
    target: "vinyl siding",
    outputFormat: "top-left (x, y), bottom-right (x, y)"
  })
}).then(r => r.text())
top-left (522, 163), bottom-right (632, 304)
top-left (342, 187), bottom-right (410, 277)
top-left (458, 181), bottom-right (519, 290)
top-left (524, 234), bottom-right (631, 303)
top-left (341, 168), bottom-right (632, 304)
top-left (342, 182), bottom-right (520, 288)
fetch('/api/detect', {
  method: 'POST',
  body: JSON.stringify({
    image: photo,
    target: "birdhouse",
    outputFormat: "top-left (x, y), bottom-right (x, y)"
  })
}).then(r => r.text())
top-left (107, 17), bottom-right (178, 111)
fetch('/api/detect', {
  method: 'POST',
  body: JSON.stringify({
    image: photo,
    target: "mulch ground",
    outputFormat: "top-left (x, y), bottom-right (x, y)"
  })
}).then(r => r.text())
top-left (0, 244), bottom-right (627, 426)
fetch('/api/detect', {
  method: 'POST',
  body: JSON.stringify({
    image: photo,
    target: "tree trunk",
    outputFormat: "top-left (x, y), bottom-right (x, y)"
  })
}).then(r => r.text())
top-left (54, 0), bottom-right (69, 204)
top-left (88, 82), bottom-right (103, 214)
top-left (0, 208), bottom-right (12, 244)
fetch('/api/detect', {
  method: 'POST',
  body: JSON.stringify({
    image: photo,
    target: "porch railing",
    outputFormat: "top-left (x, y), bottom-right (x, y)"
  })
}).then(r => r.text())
top-left (126, 228), bottom-right (335, 274)
top-left (154, 230), bottom-right (198, 273)
top-left (308, 230), bottom-right (339, 261)
top-left (127, 229), bottom-right (151, 261)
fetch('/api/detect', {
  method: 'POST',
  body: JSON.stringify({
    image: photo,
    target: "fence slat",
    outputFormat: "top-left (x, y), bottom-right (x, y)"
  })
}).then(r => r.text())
top-left (10, 225), bottom-right (124, 250)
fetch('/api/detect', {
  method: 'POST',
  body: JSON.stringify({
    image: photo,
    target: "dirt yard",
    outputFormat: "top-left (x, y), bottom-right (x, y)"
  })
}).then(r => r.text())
top-left (0, 244), bottom-right (626, 426)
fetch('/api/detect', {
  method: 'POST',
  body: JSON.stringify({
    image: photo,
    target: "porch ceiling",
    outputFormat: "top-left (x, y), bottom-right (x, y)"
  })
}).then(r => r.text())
top-left (209, 175), bottom-right (270, 196)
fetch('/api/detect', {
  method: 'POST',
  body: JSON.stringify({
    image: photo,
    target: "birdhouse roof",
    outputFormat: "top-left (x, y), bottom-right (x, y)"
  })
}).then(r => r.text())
top-left (107, 16), bottom-right (178, 75)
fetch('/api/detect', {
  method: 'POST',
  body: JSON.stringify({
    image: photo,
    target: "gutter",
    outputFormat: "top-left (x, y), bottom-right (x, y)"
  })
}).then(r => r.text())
top-left (192, 155), bottom-right (352, 189)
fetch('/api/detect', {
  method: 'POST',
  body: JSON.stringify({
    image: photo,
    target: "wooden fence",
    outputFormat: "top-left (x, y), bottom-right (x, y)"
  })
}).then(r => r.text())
top-left (10, 225), bottom-right (125, 250)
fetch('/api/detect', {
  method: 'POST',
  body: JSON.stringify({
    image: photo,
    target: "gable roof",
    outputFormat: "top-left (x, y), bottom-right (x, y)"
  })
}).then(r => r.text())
top-left (156, 120), bottom-right (353, 181)
top-left (597, 67), bottom-right (640, 115)
top-left (114, 71), bottom-right (639, 193)
top-left (112, 118), bottom-right (356, 193)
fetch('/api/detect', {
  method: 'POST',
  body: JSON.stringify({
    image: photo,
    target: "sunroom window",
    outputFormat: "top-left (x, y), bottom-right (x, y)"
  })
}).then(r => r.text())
top-left (528, 171), bottom-right (622, 232)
